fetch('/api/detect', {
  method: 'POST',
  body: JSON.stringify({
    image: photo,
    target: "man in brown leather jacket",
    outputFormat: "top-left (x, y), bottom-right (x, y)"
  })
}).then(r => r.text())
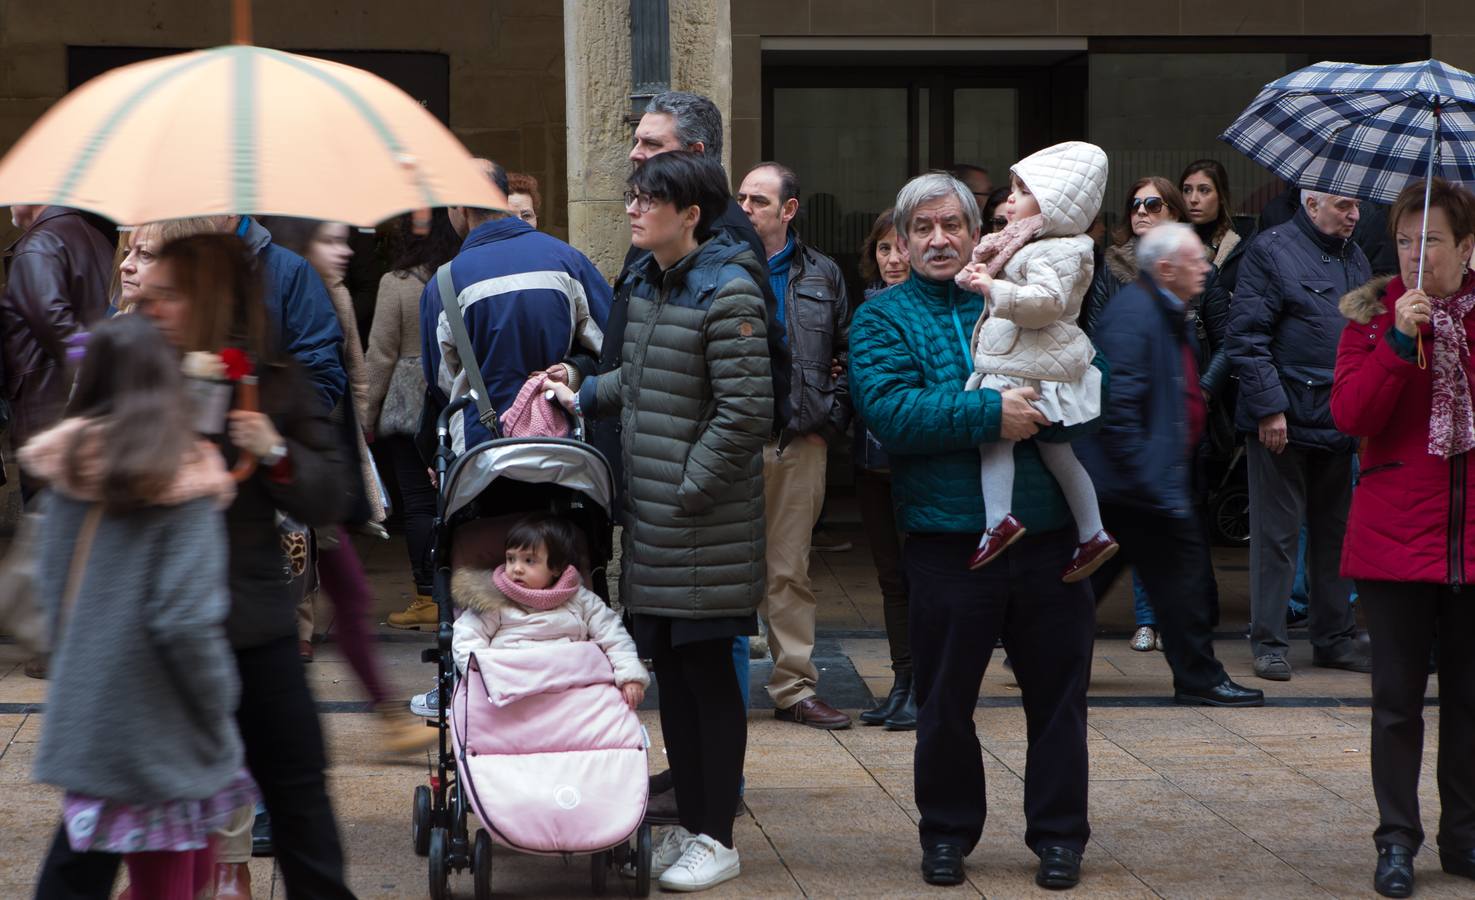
top-left (737, 161), bottom-right (854, 730)
top-left (1, 205), bottom-right (113, 497)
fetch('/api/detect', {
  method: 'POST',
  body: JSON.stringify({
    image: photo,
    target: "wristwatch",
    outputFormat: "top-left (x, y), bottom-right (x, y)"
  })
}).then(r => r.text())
top-left (260, 442), bottom-right (289, 467)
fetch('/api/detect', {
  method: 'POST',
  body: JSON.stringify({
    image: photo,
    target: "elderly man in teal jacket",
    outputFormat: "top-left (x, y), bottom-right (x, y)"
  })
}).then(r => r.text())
top-left (849, 172), bottom-right (1109, 892)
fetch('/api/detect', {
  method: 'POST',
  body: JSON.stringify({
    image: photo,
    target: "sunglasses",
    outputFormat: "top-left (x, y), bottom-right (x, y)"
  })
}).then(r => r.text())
top-left (1130, 196), bottom-right (1167, 215)
top-left (991, 216), bottom-right (1009, 228)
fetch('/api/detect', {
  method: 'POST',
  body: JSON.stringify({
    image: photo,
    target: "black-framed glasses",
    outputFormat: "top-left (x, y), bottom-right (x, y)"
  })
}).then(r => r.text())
top-left (623, 189), bottom-right (658, 213)
top-left (1129, 196), bottom-right (1166, 215)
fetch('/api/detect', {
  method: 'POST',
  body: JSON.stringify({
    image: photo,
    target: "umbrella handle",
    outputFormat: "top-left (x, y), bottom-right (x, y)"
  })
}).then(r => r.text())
top-left (1417, 333), bottom-right (1427, 370)
top-left (230, 377), bottom-right (260, 482)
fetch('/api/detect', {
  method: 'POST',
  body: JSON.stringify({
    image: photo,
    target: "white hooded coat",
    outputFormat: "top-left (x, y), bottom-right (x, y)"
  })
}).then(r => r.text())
top-left (969, 141), bottom-right (1108, 389)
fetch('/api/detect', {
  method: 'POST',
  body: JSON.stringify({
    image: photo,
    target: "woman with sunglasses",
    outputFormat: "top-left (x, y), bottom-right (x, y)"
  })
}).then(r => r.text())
top-left (1083, 177), bottom-right (1232, 652)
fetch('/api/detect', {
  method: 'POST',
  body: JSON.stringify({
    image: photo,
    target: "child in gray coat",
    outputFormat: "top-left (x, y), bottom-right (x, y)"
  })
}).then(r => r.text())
top-left (21, 316), bottom-right (254, 900)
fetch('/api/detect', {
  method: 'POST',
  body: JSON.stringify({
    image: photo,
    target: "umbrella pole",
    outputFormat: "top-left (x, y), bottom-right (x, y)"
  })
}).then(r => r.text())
top-left (1416, 104), bottom-right (1440, 369)
top-left (232, 0), bottom-right (252, 45)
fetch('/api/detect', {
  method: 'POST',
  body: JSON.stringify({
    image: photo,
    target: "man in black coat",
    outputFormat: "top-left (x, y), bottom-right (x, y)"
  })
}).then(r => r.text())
top-left (1230, 190), bottom-right (1373, 682)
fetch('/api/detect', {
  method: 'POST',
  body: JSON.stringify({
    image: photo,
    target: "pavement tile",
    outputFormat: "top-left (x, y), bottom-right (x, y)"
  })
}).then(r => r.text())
top-left (1278, 848), bottom-right (1475, 899)
top-left (1087, 707), bottom-right (1240, 744)
top-left (1205, 797), bottom-right (1377, 851)
top-left (1202, 707), bottom-right (1367, 738)
top-left (1161, 766), bottom-right (1339, 804)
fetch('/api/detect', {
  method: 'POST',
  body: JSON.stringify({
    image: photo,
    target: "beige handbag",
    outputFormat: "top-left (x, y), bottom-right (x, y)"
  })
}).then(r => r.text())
top-left (0, 506), bottom-right (102, 656)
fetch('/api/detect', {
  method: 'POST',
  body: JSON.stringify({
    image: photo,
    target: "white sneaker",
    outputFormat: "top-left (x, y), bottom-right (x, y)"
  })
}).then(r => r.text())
top-left (409, 688), bottom-right (439, 718)
top-left (648, 825), bottom-right (693, 877)
top-left (657, 833), bottom-right (740, 892)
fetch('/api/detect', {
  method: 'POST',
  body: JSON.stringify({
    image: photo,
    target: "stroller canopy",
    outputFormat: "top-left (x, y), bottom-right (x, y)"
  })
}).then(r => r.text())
top-left (444, 438), bottom-right (615, 521)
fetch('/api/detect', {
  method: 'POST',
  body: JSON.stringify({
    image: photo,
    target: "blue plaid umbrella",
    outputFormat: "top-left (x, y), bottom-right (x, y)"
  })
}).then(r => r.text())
top-left (1221, 58), bottom-right (1475, 289)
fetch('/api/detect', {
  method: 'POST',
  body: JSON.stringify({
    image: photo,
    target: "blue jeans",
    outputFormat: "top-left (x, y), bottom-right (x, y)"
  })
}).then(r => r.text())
top-left (732, 636), bottom-right (750, 709)
top-left (1290, 522), bottom-right (1358, 615)
top-left (1132, 571), bottom-right (1155, 628)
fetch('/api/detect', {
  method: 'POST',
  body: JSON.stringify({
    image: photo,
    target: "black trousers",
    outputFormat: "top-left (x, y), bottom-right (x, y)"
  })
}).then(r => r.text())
top-left (856, 469), bottom-right (909, 675)
top-left (34, 637), bottom-right (356, 900)
top-left (235, 637), bottom-right (357, 899)
top-left (380, 435), bottom-right (436, 594)
top-left (648, 627), bottom-right (746, 848)
top-left (1360, 580), bottom-right (1475, 852)
top-left (1091, 504), bottom-right (1227, 693)
top-left (907, 529), bottom-right (1093, 855)
top-left (34, 824), bottom-right (118, 899)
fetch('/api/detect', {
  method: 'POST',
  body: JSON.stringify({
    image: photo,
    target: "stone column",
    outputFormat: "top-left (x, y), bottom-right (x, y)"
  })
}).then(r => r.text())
top-left (563, 0), bottom-right (733, 278)
top-left (563, 0), bottom-right (632, 280)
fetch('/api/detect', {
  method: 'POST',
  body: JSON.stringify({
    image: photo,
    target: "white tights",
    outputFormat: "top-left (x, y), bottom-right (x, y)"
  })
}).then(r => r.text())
top-left (979, 440), bottom-right (1103, 542)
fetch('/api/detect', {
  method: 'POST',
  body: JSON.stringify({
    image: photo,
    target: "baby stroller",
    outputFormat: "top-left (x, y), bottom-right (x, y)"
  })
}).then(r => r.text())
top-left (410, 391), bottom-right (655, 899)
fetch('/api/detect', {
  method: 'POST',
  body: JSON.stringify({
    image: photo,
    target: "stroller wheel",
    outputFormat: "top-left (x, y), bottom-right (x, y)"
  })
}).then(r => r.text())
top-left (590, 850), bottom-right (610, 895)
top-left (412, 785), bottom-right (432, 857)
top-left (428, 827), bottom-right (450, 900)
top-left (1211, 486), bottom-right (1251, 546)
top-left (473, 830), bottom-right (494, 900)
top-left (635, 822), bottom-right (653, 897)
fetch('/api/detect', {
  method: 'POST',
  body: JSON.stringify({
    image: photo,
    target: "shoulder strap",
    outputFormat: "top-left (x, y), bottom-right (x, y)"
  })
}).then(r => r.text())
top-left (435, 263), bottom-right (499, 432)
top-left (56, 505), bottom-right (103, 642)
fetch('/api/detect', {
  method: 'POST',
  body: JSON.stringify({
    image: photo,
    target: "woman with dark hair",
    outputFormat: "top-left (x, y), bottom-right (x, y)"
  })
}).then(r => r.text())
top-left (853, 208), bottom-right (916, 730)
top-left (982, 186), bottom-right (1012, 235)
top-left (1180, 159), bottom-right (1248, 290)
top-left (550, 150), bottom-right (771, 893)
top-left (1333, 177), bottom-right (1475, 897)
top-left (1083, 176), bottom-right (1231, 652)
top-left (367, 210), bottom-right (459, 625)
top-left (134, 233), bottom-right (359, 900)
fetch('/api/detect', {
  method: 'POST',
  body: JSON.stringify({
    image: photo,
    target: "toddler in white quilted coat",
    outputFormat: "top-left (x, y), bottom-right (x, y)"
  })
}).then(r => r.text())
top-left (451, 512), bottom-right (650, 708)
top-left (955, 141), bottom-right (1119, 582)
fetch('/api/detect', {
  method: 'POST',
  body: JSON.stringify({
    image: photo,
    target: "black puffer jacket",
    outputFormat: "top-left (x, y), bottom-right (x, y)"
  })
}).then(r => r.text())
top-left (581, 232), bottom-right (773, 619)
top-left (1083, 239), bottom-right (1233, 400)
top-left (223, 360), bottom-right (350, 648)
top-left (779, 234), bottom-right (851, 444)
top-left (1227, 209), bottom-right (1369, 452)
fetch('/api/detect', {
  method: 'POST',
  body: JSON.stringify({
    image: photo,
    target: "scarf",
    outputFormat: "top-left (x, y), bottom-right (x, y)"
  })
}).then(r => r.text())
top-left (491, 563), bottom-right (582, 612)
top-left (966, 213), bottom-right (1047, 277)
top-left (499, 372), bottom-right (571, 439)
top-left (1428, 287), bottom-right (1475, 458)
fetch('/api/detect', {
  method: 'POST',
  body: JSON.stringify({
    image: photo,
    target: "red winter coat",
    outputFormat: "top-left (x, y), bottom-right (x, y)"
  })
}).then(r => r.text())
top-left (1331, 273), bottom-right (1475, 585)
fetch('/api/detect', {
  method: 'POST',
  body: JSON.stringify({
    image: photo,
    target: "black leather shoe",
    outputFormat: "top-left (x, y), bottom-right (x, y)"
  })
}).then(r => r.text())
top-left (860, 672), bottom-right (911, 726)
top-left (921, 843), bottom-right (965, 886)
top-left (1036, 846), bottom-right (1082, 890)
top-left (1375, 844), bottom-right (1414, 897)
top-left (1174, 679), bottom-right (1265, 708)
top-left (1313, 649), bottom-right (1373, 673)
top-left (250, 806), bottom-right (273, 857)
top-left (885, 689), bottom-right (918, 731)
top-left (1440, 846), bottom-right (1475, 880)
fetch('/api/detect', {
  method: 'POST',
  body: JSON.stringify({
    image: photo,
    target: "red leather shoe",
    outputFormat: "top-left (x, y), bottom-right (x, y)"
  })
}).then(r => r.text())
top-left (967, 515), bottom-right (1027, 570)
top-left (1061, 530), bottom-right (1119, 583)
top-left (213, 862), bottom-right (252, 900)
top-left (298, 640), bottom-right (314, 663)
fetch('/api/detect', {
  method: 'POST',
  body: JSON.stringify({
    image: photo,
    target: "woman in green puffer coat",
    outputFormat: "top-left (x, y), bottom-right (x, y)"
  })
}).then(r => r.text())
top-left (554, 150), bottom-right (772, 893)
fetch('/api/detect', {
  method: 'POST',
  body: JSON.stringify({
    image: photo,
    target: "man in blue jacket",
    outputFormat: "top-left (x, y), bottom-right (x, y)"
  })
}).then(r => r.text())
top-left (1229, 191), bottom-right (1371, 682)
top-left (233, 215), bottom-right (347, 412)
top-left (849, 173), bottom-right (1106, 891)
top-left (1077, 223), bottom-right (1263, 709)
top-left (388, 159), bottom-right (611, 633)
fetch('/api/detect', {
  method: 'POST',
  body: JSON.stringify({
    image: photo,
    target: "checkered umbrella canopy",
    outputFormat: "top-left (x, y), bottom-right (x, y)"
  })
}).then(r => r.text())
top-left (1220, 59), bottom-right (1475, 204)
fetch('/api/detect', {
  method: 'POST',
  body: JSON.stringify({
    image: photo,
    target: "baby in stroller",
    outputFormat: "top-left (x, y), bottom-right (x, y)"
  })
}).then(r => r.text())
top-left (451, 511), bottom-right (649, 706)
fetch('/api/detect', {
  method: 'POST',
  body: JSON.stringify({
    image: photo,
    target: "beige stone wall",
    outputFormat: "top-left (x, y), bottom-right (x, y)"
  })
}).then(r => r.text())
top-left (563, 0), bottom-right (732, 279)
top-left (0, 0), bottom-right (569, 240)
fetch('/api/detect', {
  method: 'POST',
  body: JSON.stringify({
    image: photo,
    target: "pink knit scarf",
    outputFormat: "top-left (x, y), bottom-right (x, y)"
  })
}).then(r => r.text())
top-left (1428, 287), bottom-right (1475, 459)
top-left (499, 372), bottom-right (570, 439)
top-left (491, 563), bottom-right (582, 612)
top-left (967, 213), bottom-right (1047, 277)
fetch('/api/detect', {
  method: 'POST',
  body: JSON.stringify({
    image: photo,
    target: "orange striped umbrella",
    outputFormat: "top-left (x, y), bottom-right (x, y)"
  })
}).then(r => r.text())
top-left (0, 44), bottom-right (503, 226)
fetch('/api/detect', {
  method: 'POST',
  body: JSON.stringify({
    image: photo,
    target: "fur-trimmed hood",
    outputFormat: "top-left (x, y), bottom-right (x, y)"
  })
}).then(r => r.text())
top-left (1340, 274), bottom-right (1397, 324)
top-left (19, 418), bottom-right (236, 508)
top-left (1105, 240), bottom-right (1138, 284)
top-left (452, 567), bottom-right (507, 614)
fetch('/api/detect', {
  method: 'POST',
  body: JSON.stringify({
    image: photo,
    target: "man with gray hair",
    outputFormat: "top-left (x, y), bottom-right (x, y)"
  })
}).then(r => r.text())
top-left (849, 172), bottom-right (1109, 889)
top-left (1078, 223), bottom-right (1263, 710)
top-left (1228, 188), bottom-right (1371, 682)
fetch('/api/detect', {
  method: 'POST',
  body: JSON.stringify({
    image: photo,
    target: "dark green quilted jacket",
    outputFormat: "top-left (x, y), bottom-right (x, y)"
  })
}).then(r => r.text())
top-left (583, 233), bottom-right (773, 618)
top-left (848, 271), bottom-right (1109, 534)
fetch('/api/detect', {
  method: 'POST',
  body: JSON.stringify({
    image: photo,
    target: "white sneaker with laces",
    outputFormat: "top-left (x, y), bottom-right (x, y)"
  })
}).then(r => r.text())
top-left (657, 833), bottom-right (740, 892)
top-left (409, 688), bottom-right (440, 718)
top-left (648, 825), bottom-right (694, 877)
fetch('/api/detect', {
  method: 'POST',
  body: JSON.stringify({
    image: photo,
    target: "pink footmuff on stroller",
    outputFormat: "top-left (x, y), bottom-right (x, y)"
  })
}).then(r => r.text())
top-left (450, 640), bottom-right (648, 855)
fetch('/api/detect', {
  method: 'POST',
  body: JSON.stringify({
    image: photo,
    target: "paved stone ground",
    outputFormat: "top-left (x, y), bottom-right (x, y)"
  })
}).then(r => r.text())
top-left (0, 529), bottom-right (1463, 898)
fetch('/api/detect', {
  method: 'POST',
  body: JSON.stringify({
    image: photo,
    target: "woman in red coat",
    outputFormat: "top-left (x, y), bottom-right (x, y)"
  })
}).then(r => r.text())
top-left (1332, 177), bottom-right (1475, 898)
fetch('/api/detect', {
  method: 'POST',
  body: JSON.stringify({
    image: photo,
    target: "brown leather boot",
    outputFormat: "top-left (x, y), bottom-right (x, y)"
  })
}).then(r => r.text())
top-left (377, 703), bottom-right (438, 754)
top-left (213, 862), bottom-right (251, 899)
